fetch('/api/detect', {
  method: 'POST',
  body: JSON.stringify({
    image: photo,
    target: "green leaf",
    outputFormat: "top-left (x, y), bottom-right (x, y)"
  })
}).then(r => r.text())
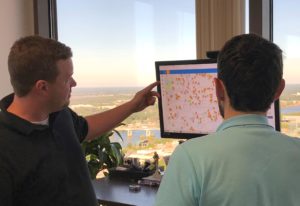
top-left (81, 123), bottom-right (124, 179)
top-left (112, 142), bottom-right (122, 150)
top-left (110, 143), bottom-right (123, 166)
top-left (113, 129), bottom-right (124, 141)
top-left (85, 154), bottom-right (99, 162)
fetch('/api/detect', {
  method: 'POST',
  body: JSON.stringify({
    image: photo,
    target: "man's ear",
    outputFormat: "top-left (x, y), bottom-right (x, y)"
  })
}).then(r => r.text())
top-left (214, 78), bottom-right (225, 101)
top-left (274, 79), bottom-right (285, 101)
top-left (35, 80), bottom-right (49, 93)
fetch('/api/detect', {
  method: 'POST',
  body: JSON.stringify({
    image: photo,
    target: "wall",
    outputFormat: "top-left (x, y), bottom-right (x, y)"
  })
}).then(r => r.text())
top-left (0, 0), bottom-right (34, 98)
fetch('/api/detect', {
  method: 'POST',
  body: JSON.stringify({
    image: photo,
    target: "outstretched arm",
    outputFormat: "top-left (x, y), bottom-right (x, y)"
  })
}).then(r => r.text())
top-left (84, 81), bottom-right (160, 141)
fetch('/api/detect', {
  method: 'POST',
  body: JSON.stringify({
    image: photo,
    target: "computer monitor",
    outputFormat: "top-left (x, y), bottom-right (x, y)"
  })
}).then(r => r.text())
top-left (155, 59), bottom-right (280, 139)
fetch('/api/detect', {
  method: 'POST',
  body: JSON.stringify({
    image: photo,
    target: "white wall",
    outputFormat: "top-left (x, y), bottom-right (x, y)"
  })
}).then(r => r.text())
top-left (0, 0), bottom-right (34, 98)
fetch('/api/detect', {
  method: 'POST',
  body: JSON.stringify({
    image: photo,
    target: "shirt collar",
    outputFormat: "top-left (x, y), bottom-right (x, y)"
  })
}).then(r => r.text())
top-left (216, 114), bottom-right (274, 132)
top-left (0, 94), bottom-right (49, 135)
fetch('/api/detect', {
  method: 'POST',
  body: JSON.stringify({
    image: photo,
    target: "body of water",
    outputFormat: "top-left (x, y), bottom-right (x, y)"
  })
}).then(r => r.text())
top-left (281, 105), bottom-right (300, 114)
top-left (110, 129), bottom-right (161, 148)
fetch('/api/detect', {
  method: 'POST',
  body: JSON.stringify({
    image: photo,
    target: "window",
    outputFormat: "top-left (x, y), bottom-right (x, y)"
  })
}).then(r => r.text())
top-left (56, 0), bottom-right (196, 160)
top-left (273, 1), bottom-right (300, 137)
top-left (247, 0), bottom-right (300, 137)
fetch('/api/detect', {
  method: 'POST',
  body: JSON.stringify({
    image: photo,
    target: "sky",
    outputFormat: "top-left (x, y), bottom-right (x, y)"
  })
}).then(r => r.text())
top-left (57, 0), bottom-right (300, 87)
top-left (273, 1), bottom-right (300, 84)
top-left (57, 0), bottom-right (195, 87)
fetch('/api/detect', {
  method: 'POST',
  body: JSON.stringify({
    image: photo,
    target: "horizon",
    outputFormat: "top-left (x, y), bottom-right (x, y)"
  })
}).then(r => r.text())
top-left (72, 83), bottom-right (300, 89)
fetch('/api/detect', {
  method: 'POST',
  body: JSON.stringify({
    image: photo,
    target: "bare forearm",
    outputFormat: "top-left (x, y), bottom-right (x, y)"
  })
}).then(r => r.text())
top-left (84, 101), bottom-right (134, 141)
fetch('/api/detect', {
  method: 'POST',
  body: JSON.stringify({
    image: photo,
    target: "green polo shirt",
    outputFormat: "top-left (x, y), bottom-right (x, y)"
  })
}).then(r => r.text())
top-left (155, 114), bottom-right (300, 206)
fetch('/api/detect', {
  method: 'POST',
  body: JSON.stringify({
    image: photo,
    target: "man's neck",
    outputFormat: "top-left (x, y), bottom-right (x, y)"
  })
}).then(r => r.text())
top-left (224, 106), bottom-right (266, 120)
top-left (7, 94), bottom-right (50, 122)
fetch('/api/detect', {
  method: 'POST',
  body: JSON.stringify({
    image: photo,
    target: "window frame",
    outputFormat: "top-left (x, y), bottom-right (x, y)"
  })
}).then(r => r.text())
top-left (33, 0), bottom-right (57, 38)
top-left (249, 0), bottom-right (272, 40)
top-left (34, 0), bottom-right (280, 130)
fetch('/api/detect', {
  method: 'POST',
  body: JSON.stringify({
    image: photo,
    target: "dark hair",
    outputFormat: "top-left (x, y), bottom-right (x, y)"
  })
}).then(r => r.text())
top-left (217, 33), bottom-right (283, 112)
top-left (8, 35), bottom-right (72, 97)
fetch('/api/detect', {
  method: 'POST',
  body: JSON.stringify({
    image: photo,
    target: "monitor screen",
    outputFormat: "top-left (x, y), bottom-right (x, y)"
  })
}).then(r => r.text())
top-left (155, 59), bottom-right (280, 139)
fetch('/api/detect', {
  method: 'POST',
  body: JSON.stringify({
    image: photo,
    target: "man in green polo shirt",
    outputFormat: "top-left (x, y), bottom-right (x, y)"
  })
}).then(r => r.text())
top-left (155, 33), bottom-right (300, 206)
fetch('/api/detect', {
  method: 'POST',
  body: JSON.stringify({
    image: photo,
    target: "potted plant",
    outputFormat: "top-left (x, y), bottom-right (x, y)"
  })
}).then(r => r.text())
top-left (81, 124), bottom-right (124, 179)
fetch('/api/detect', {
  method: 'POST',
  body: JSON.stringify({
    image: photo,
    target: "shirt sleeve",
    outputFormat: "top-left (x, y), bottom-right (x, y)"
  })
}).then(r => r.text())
top-left (155, 144), bottom-right (200, 206)
top-left (68, 108), bottom-right (89, 143)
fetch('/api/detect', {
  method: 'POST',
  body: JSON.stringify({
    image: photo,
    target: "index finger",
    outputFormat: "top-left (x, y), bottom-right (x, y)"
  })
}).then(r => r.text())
top-left (143, 81), bottom-right (160, 92)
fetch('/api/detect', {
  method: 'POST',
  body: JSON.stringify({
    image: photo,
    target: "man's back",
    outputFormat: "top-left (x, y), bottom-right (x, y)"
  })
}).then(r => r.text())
top-left (156, 115), bottom-right (300, 206)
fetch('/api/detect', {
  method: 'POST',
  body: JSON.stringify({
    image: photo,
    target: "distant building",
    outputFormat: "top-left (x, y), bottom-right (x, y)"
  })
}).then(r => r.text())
top-left (139, 140), bottom-right (149, 147)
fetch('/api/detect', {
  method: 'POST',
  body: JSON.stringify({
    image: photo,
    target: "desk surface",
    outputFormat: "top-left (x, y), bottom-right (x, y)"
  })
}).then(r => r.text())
top-left (92, 177), bottom-right (158, 206)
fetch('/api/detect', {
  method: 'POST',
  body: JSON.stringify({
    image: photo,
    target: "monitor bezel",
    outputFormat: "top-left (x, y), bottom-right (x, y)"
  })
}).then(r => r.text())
top-left (155, 59), bottom-right (281, 139)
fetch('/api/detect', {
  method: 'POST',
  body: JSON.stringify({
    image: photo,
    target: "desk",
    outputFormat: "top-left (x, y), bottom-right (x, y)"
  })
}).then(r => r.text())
top-left (92, 177), bottom-right (158, 206)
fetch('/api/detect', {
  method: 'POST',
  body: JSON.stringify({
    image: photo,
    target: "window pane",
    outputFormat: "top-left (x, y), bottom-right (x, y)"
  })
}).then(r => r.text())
top-left (245, 0), bottom-right (249, 33)
top-left (57, 0), bottom-right (196, 165)
top-left (273, 1), bottom-right (300, 137)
